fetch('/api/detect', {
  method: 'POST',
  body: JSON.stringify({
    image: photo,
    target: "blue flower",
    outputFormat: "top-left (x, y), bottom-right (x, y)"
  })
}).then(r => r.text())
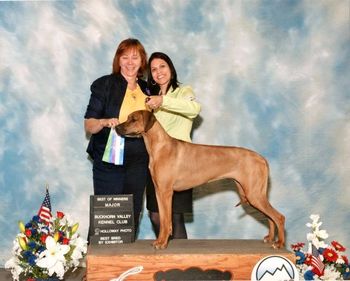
top-left (32, 215), bottom-right (40, 223)
top-left (27, 241), bottom-right (36, 249)
top-left (25, 222), bottom-right (33, 228)
top-left (37, 246), bottom-right (45, 253)
top-left (27, 254), bottom-right (37, 266)
top-left (6, 208), bottom-right (87, 280)
top-left (304, 270), bottom-right (315, 280)
top-left (318, 247), bottom-right (325, 254)
top-left (344, 265), bottom-right (350, 280)
top-left (22, 251), bottom-right (37, 266)
top-left (23, 251), bottom-right (32, 259)
top-left (295, 251), bottom-right (306, 264)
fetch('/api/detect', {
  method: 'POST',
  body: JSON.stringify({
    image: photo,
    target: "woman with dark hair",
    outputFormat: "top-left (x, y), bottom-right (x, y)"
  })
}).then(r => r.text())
top-left (145, 52), bottom-right (201, 238)
top-left (84, 38), bottom-right (150, 236)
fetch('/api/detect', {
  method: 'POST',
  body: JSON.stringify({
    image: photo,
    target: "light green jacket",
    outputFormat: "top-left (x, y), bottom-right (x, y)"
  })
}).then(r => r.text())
top-left (154, 85), bottom-right (201, 142)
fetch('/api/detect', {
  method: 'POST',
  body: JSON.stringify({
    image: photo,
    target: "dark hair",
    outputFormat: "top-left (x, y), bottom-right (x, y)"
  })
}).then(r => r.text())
top-left (112, 38), bottom-right (147, 77)
top-left (147, 52), bottom-right (179, 95)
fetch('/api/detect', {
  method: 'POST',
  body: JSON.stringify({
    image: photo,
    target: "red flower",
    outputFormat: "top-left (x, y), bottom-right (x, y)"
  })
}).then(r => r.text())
top-left (291, 242), bottom-right (305, 251)
top-left (342, 255), bottom-right (349, 265)
top-left (27, 278), bottom-right (36, 281)
top-left (331, 241), bottom-right (346, 252)
top-left (304, 254), bottom-right (313, 265)
top-left (57, 211), bottom-right (65, 219)
top-left (323, 247), bottom-right (339, 262)
top-left (25, 229), bottom-right (32, 237)
top-left (62, 238), bottom-right (70, 245)
top-left (40, 234), bottom-right (48, 244)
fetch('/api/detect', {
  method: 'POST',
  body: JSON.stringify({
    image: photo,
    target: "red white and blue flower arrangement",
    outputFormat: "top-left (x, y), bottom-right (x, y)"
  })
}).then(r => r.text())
top-left (291, 214), bottom-right (350, 280)
top-left (5, 188), bottom-right (88, 281)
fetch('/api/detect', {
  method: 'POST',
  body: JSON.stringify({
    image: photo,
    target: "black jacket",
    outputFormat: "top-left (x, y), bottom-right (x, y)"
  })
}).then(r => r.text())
top-left (84, 73), bottom-right (149, 160)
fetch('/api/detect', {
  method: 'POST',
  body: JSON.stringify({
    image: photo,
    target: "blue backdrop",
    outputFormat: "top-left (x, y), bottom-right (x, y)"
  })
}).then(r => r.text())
top-left (1, 0), bottom-right (349, 266)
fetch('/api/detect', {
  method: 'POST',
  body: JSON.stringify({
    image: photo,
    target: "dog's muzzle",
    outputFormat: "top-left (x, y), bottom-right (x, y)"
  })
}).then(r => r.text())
top-left (115, 126), bottom-right (142, 138)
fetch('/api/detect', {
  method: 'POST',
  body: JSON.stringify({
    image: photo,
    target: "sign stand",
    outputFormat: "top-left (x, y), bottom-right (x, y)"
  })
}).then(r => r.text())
top-left (89, 194), bottom-right (135, 245)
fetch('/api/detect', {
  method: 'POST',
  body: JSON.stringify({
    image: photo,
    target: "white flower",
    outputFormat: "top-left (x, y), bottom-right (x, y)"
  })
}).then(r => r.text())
top-left (59, 213), bottom-right (76, 230)
top-left (306, 221), bottom-right (322, 230)
top-left (314, 228), bottom-right (329, 240)
top-left (71, 235), bottom-right (88, 253)
top-left (315, 240), bottom-right (328, 249)
top-left (321, 265), bottom-right (342, 280)
top-left (36, 236), bottom-right (70, 279)
top-left (306, 213), bottom-right (328, 244)
top-left (69, 236), bottom-right (88, 268)
top-left (310, 214), bottom-right (320, 223)
top-left (306, 214), bottom-right (324, 231)
top-left (5, 236), bottom-right (27, 281)
top-left (5, 257), bottom-right (22, 281)
top-left (7, 211), bottom-right (86, 281)
top-left (12, 235), bottom-right (23, 256)
top-left (294, 214), bottom-right (349, 280)
top-left (307, 232), bottom-right (316, 242)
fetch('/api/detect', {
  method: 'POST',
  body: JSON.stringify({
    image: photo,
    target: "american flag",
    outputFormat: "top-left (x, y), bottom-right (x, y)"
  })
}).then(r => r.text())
top-left (38, 188), bottom-right (52, 223)
top-left (311, 244), bottom-right (325, 276)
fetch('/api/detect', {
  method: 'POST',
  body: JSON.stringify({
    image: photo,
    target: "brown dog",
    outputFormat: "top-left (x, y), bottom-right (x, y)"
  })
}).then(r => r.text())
top-left (116, 110), bottom-right (285, 250)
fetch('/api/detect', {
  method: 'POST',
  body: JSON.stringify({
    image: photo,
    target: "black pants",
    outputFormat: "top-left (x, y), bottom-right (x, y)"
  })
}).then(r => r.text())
top-left (92, 138), bottom-right (149, 236)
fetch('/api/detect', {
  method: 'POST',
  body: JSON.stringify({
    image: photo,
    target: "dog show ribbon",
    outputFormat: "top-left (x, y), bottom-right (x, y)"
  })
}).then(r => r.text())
top-left (102, 128), bottom-right (125, 165)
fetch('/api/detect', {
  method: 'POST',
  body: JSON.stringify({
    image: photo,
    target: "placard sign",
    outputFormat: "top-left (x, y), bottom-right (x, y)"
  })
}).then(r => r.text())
top-left (89, 195), bottom-right (135, 245)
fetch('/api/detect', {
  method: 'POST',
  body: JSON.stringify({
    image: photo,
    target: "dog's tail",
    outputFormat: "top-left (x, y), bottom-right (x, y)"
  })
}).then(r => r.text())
top-left (233, 179), bottom-right (248, 207)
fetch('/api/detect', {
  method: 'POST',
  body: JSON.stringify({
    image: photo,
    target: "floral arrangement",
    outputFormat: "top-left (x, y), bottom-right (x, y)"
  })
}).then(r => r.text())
top-left (5, 190), bottom-right (87, 281)
top-left (291, 214), bottom-right (350, 280)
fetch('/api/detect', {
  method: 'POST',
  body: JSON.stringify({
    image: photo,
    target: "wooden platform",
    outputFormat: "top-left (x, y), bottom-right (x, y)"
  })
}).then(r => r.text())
top-left (86, 239), bottom-right (295, 280)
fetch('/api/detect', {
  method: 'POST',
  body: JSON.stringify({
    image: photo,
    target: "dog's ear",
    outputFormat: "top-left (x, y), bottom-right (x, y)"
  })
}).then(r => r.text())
top-left (143, 110), bottom-right (156, 132)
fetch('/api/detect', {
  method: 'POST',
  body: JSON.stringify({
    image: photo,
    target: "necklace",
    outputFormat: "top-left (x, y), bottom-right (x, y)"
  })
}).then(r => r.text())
top-left (128, 84), bottom-right (138, 100)
top-left (129, 90), bottom-right (137, 100)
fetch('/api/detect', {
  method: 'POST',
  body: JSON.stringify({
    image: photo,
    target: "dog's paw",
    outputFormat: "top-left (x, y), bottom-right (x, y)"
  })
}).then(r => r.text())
top-left (272, 240), bottom-right (285, 249)
top-left (153, 239), bottom-right (168, 250)
top-left (263, 235), bottom-right (274, 243)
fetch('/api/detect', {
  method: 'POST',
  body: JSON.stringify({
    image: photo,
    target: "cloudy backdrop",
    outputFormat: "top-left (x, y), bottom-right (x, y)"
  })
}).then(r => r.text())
top-left (0, 0), bottom-right (349, 266)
